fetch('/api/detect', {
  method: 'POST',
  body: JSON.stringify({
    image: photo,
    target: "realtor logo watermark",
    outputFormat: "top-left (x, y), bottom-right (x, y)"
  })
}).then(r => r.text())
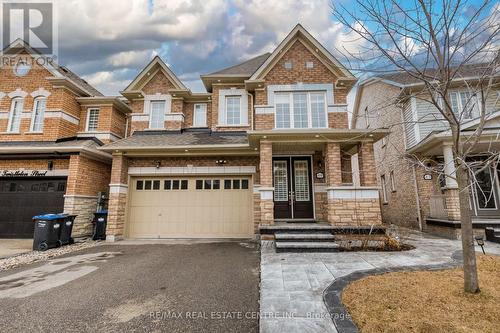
top-left (1, 0), bottom-right (58, 73)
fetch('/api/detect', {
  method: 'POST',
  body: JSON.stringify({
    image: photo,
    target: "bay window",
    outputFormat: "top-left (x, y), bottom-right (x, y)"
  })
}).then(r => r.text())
top-left (150, 101), bottom-right (166, 129)
top-left (31, 98), bottom-right (46, 132)
top-left (274, 91), bottom-right (327, 129)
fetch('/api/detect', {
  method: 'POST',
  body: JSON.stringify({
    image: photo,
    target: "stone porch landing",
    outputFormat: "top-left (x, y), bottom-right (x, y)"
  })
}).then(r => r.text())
top-left (259, 229), bottom-right (500, 333)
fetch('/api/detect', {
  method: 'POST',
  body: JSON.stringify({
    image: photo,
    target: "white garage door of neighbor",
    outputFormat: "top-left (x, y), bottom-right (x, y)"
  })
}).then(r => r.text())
top-left (128, 176), bottom-right (253, 238)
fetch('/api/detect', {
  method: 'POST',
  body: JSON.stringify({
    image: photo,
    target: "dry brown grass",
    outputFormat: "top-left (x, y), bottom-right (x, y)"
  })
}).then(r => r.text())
top-left (343, 255), bottom-right (500, 333)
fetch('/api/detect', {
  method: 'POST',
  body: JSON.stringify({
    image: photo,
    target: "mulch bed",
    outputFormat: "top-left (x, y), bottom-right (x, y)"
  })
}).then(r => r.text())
top-left (342, 255), bottom-right (500, 333)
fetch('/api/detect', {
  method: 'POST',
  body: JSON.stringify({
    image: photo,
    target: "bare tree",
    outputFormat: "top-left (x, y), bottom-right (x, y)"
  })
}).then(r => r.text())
top-left (333, 0), bottom-right (499, 293)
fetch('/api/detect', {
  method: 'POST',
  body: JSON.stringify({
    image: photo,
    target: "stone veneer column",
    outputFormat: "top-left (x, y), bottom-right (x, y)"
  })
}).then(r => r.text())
top-left (358, 141), bottom-right (377, 186)
top-left (259, 140), bottom-right (274, 225)
top-left (64, 155), bottom-right (105, 236)
top-left (106, 154), bottom-right (129, 241)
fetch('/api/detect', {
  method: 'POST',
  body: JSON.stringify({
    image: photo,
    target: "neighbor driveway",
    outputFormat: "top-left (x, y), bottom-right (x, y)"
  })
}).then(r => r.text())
top-left (0, 239), bottom-right (32, 258)
top-left (0, 241), bottom-right (260, 332)
top-left (260, 231), bottom-right (500, 333)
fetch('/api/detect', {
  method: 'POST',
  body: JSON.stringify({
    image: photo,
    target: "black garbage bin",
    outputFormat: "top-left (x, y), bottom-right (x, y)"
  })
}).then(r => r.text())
top-left (92, 210), bottom-right (108, 241)
top-left (60, 214), bottom-right (77, 245)
top-left (32, 214), bottom-right (65, 251)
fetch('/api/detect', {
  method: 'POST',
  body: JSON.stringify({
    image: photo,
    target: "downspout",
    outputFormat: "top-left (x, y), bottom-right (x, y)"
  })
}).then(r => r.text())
top-left (124, 114), bottom-right (130, 138)
top-left (400, 97), bottom-right (423, 231)
top-left (412, 165), bottom-right (423, 231)
top-left (248, 92), bottom-right (254, 131)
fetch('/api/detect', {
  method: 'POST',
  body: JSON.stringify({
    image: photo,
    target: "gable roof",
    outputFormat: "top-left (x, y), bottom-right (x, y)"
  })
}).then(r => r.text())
top-left (206, 53), bottom-right (271, 76)
top-left (2, 39), bottom-right (102, 97)
top-left (250, 24), bottom-right (356, 81)
top-left (122, 56), bottom-right (188, 94)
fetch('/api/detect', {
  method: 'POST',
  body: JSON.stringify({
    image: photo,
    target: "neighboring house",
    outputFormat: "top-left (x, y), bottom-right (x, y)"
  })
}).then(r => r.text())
top-left (352, 64), bottom-right (500, 238)
top-left (0, 40), bottom-right (131, 238)
top-left (101, 24), bottom-right (387, 241)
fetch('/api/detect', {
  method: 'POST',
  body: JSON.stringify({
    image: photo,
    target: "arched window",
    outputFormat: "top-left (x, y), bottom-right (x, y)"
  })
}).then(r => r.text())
top-left (8, 98), bottom-right (24, 132)
top-left (31, 97), bottom-right (46, 132)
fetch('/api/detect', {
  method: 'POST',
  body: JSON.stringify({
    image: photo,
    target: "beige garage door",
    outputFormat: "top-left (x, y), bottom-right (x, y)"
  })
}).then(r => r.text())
top-left (127, 176), bottom-right (253, 238)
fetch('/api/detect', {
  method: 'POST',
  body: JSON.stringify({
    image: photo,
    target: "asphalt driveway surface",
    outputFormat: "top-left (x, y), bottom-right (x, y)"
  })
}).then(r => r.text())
top-left (0, 241), bottom-right (260, 332)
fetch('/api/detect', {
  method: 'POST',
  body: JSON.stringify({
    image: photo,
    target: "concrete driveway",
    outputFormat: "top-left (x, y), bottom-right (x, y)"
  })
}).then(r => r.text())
top-left (0, 241), bottom-right (260, 332)
top-left (0, 239), bottom-right (32, 258)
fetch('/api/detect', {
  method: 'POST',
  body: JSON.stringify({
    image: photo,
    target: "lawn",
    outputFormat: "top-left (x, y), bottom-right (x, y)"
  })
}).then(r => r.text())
top-left (343, 255), bottom-right (500, 333)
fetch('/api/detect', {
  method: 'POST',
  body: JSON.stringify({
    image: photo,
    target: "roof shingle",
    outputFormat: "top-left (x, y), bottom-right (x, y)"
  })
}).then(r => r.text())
top-left (207, 53), bottom-right (271, 76)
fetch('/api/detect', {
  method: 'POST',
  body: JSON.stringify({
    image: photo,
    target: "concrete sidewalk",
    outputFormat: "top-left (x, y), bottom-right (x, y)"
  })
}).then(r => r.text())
top-left (0, 239), bottom-right (32, 258)
top-left (260, 231), bottom-right (500, 333)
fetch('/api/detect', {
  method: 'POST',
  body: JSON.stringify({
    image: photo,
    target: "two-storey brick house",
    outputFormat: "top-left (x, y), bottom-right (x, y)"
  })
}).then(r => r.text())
top-left (352, 65), bottom-right (500, 238)
top-left (0, 40), bottom-right (131, 238)
top-left (102, 25), bottom-right (387, 241)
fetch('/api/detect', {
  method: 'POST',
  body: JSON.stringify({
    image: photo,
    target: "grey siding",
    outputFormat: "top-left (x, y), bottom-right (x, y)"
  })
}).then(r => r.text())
top-left (403, 100), bottom-right (417, 148)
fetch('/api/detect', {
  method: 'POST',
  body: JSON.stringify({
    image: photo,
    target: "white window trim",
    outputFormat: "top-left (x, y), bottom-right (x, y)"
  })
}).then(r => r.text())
top-left (381, 174), bottom-right (388, 203)
top-left (390, 171), bottom-right (396, 192)
top-left (30, 97), bottom-right (47, 132)
top-left (217, 89), bottom-right (248, 126)
top-left (149, 100), bottom-right (167, 129)
top-left (86, 108), bottom-right (100, 132)
top-left (193, 103), bottom-right (207, 127)
top-left (30, 88), bottom-right (51, 98)
top-left (273, 91), bottom-right (328, 129)
top-left (0, 92), bottom-right (5, 100)
top-left (449, 90), bottom-right (480, 119)
top-left (7, 98), bottom-right (24, 133)
top-left (143, 94), bottom-right (172, 130)
top-left (8, 89), bottom-right (28, 99)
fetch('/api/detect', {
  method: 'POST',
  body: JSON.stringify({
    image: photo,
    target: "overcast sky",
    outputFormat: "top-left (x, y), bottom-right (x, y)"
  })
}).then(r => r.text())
top-left (54, 0), bottom-right (496, 98)
top-left (54, 0), bottom-right (367, 95)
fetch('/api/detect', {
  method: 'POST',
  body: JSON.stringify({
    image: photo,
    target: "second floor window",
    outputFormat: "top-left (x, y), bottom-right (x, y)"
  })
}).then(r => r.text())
top-left (275, 91), bottom-right (327, 129)
top-left (87, 108), bottom-right (100, 131)
top-left (225, 96), bottom-right (241, 125)
top-left (449, 91), bottom-right (478, 120)
top-left (8, 98), bottom-right (23, 132)
top-left (193, 104), bottom-right (207, 127)
top-left (31, 98), bottom-right (46, 132)
top-left (150, 101), bottom-right (165, 129)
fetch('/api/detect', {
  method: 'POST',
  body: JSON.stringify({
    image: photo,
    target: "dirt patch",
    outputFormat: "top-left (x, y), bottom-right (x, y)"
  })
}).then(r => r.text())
top-left (343, 255), bottom-right (500, 333)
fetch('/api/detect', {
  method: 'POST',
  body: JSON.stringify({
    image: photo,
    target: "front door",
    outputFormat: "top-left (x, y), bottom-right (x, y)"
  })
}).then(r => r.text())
top-left (472, 166), bottom-right (500, 217)
top-left (273, 157), bottom-right (314, 220)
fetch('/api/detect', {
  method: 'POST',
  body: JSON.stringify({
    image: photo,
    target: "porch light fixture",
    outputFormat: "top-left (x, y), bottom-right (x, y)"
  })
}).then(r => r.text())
top-left (475, 236), bottom-right (485, 254)
top-left (216, 159), bottom-right (227, 165)
top-left (155, 161), bottom-right (161, 169)
top-left (47, 160), bottom-right (54, 171)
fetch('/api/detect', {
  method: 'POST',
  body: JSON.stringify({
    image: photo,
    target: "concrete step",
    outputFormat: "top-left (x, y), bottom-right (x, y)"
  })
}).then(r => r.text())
top-left (274, 232), bottom-right (335, 241)
top-left (275, 241), bottom-right (340, 252)
top-left (485, 228), bottom-right (500, 244)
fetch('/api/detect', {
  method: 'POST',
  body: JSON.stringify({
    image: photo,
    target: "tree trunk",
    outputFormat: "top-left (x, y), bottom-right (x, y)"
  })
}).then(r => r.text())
top-left (456, 166), bottom-right (480, 293)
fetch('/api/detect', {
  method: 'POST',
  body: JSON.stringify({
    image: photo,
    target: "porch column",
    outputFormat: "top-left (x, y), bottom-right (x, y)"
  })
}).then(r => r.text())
top-left (259, 140), bottom-right (274, 225)
top-left (358, 141), bottom-right (377, 186)
top-left (325, 142), bottom-right (342, 186)
top-left (443, 144), bottom-right (458, 189)
top-left (325, 142), bottom-right (342, 224)
top-left (442, 144), bottom-right (460, 220)
top-left (106, 153), bottom-right (129, 241)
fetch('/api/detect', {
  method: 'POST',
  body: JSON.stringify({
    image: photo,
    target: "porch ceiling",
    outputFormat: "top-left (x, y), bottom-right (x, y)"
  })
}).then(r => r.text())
top-left (247, 129), bottom-right (389, 149)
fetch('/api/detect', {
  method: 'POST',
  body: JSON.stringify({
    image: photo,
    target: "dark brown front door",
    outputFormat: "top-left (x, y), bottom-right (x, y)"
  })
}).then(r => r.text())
top-left (273, 157), bottom-right (314, 220)
top-left (0, 178), bottom-right (67, 238)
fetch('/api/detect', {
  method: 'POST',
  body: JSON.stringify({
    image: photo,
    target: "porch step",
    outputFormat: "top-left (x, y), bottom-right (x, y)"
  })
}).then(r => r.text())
top-left (274, 232), bottom-right (335, 242)
top-left (275, 241), bottom-right (340, 252)
top-left (485, 228), bottom-right (500, 244)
